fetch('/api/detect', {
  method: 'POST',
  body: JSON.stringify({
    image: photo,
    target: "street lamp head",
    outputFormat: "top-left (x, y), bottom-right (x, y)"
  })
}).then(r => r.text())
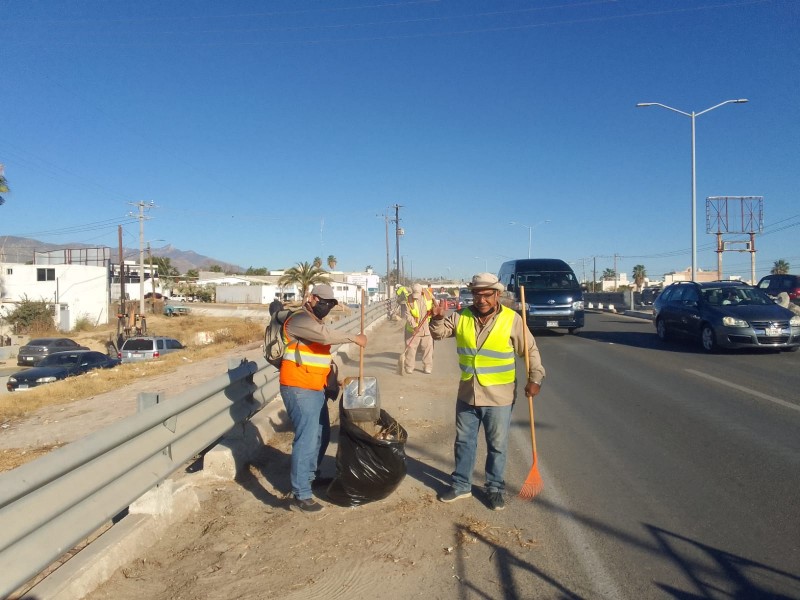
top-left (734, 99), bottom-right (749, 103)
top-left (636, 102), bottom-right (654, 107)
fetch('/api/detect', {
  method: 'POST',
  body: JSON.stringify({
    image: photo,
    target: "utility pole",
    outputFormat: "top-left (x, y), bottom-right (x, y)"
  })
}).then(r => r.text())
top-left (392, 204), bottom-right (403, 285)
top-left (117, 226), bottom-right (125, 314)
top-left (384, 211), bottom-right (390, 299)
top-left (129, 201), bottom-right (154, 318)
top-left (148, 243), bottom-right (156, 314)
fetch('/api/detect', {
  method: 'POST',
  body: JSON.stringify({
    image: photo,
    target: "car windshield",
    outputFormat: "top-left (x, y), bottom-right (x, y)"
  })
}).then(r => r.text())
top-left (39, 353), bottom-right (81, 366)
top-left (517, 272), bottom-right (580, 291)
top-left (703, 287), bottom-right (773, 307)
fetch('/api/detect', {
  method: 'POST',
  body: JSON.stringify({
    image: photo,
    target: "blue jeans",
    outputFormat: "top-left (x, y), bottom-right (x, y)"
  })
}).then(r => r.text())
top-left (451, 400), bottom-right (513, 494)
top-left (280, 385), bottom-right (331, 500)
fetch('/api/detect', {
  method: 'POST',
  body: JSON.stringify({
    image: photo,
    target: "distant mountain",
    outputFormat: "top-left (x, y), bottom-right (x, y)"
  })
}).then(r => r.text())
top-left (0, 236), bottom-right (243, 275)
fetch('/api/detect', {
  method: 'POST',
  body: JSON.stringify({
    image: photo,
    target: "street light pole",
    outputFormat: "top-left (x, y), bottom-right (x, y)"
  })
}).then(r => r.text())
top-left (636, 99), bottom-right (748, 281)
top-left (509, 220), bottom-right (550, 259)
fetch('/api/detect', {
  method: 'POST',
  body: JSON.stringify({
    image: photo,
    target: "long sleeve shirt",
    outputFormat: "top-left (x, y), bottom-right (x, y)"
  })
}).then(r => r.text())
top-left (429, 305), bottom-right (545, 407)
top-left (284, 307), bottom-right (360, 348)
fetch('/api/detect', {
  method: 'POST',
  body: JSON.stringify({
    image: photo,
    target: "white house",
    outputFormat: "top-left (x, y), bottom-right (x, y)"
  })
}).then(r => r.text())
top-left (0, 262), bottom-right (110, 331)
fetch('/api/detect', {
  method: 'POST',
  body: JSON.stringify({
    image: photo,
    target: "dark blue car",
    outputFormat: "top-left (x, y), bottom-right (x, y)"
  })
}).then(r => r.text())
top-left (653, 281), bottom-right (800, 353)
top-left (7, 350), bottom-right (120, 391)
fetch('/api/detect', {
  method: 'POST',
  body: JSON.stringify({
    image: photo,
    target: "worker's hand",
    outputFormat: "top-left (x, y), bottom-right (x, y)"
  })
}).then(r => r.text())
top-left (431, 300), bottom-right (447, 319)
top-left (354, 333), bottom-right (368, 348)
top-left (524, 382), bottom-right (541, 398)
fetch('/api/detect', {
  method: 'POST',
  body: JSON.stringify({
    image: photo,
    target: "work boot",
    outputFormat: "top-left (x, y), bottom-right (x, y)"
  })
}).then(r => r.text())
top-left (292, 497), bottom-right (324, 513)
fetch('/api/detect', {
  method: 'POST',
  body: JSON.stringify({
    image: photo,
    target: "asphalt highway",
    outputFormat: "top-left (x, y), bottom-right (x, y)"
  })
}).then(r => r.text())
top-left (505, 311), bottom-right (800, 598)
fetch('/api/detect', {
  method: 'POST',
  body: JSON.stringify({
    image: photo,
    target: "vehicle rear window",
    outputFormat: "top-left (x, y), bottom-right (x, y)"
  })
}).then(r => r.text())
top-left (122, 339), bottom-right (154, 351)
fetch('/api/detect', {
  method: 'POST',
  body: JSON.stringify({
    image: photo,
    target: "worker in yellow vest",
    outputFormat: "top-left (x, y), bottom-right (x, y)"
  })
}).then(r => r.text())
top-left (430, 273), bottom-right (545, 511)
top-left (395, 284), bottom-right (410, 319)
top-left (402, 283), bottom-right (434, 374)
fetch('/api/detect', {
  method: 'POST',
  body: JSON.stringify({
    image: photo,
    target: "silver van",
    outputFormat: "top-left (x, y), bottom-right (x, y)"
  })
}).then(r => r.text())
top-left (118, 336), bottom-right (184, 363)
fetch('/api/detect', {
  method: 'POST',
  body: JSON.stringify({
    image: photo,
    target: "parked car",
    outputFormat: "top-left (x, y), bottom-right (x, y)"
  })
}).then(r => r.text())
top-left (118, 336), bottom-right (185, 363)
top-left (434, 293), bottom-right (456, 310)
top-left (756, 274), bottom-right (800, 304)
top-left (7, 350), bottom-right (120, 391)
top-left (457, 288), bottom-right (474, 309)
top-left (653, 280), bottom-right (800, 353)
top-left (163, 305), bottom-right (191, 317)
top-left (16, 337), bottom-right (90, 366)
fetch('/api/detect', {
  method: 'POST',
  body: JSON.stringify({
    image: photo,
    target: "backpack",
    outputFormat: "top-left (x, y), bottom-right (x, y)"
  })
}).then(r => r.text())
top-left (264, 308), bottom-right (297, 369)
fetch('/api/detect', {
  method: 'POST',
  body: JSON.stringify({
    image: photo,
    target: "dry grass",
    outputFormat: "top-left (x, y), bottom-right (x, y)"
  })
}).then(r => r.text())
top-left (0, 313), bottom-right (265, 423)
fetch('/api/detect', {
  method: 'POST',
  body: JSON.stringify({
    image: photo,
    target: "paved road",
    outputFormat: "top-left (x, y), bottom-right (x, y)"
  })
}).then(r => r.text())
top-left (521, 311), bottom-right (800, 598)
top-left (83, 311), bottom-right (799, 599)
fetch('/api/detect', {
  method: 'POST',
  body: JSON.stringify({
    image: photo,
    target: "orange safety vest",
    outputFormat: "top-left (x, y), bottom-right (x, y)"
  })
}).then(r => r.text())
top-left (279, 314), bottom-right (333, 391)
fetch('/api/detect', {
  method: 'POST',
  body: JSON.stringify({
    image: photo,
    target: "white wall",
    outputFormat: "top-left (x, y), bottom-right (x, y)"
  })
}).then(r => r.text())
top-left (0, 262), bottom-right (110, 331)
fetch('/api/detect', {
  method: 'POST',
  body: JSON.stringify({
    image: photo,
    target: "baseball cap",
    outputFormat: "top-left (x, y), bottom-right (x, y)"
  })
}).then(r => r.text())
top-left (311, 284), bottom-right (338, 304)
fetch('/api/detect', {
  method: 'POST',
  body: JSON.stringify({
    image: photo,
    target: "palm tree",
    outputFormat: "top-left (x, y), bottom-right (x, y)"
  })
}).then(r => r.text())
top-left (313, 256), bottom-right (323, 268)
top-left (279, 261), bottom-right (330, 299)
top-left (0, 165), bottom-right (9, 206)
top-left (632, 264), bottom-right (647, 291)
top-left (602, 268), bottom-right (616, 280)
top-left (771, 259), bottom-right (790, 275)
top-left (327, 255), bottom-right (337, 270)
top-left (152, 256), bottom-right (179, 294)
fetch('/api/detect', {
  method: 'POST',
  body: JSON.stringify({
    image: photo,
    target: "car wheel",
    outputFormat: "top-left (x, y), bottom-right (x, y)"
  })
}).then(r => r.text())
top-left (701, 325), bottom-right (718, 353)
top-left (568, 328), bottom-right (580, 335)
top-left (783, 346), bottom-right (800, 353)
top-left (656, 318), bottom-right (670, 341)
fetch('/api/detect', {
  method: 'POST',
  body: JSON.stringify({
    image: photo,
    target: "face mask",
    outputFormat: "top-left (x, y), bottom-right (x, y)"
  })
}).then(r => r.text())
top-left (312, 302), bottom-right (334, 320)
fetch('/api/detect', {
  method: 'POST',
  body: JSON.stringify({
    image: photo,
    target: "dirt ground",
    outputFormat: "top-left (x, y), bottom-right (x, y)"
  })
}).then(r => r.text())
top-left (16, 316), bottom-right (545, 600)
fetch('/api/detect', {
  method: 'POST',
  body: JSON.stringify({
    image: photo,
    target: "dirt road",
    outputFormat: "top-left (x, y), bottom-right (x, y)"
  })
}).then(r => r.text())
top-left (34, 317), bottom-right (549, 600)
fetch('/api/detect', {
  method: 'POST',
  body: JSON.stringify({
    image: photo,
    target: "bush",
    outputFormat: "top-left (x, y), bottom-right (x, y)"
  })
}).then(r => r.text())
top-left (72, 314), bottom-right (93, 332)
top-left (1, 296), bottom-right (56, 334)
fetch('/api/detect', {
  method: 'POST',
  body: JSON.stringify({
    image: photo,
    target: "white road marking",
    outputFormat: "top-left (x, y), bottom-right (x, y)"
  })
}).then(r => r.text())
top-left (686, 369), bottom-right (800, 413)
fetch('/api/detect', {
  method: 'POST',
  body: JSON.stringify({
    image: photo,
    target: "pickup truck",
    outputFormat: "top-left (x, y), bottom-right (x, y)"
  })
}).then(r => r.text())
top-left (163, 305), bottom-right (191, 317)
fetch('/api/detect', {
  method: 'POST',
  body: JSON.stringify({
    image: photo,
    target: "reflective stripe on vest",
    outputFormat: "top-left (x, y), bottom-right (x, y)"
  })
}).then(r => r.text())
top-left (279, 314), bottom-right (332, 390)
top-left (456, 308), bottom-right (516, 385)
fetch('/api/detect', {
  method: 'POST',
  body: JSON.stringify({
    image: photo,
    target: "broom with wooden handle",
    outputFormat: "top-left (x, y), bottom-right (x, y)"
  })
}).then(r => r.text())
top-left (518, 285), bottom-right (543, 499)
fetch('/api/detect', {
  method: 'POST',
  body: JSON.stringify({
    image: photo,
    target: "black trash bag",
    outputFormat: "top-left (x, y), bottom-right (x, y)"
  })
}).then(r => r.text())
top-left (326, 405), bottom-right (408, 507)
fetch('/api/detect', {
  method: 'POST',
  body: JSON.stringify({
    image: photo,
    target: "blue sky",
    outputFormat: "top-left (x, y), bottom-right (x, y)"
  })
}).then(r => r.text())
top-left (1, 0), bottom-right (798, 283)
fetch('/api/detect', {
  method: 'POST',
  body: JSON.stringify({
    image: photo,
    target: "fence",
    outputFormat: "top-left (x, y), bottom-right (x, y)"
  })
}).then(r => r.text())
top-left (0, 301), bottom-right (387, 598)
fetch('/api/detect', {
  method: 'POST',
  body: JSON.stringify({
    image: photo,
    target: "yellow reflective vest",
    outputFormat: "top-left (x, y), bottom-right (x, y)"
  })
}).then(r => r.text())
top-left (422, 287), bottom-right (435, 312)
top-left (456, 308), bottom-right (516, 385)
top-left (406, 300), bottom-right (426, 334)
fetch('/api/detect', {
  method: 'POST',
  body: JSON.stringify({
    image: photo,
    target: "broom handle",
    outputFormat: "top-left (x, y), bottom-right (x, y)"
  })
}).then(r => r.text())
top-left (520, 286), bottom-right (537, 456)
top-left (359, 288), bottom-right (365, 395)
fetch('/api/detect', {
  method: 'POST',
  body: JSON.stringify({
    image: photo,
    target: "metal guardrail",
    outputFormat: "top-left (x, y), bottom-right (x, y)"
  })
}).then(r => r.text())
top-left (0, 301), bottom-right (387, 598)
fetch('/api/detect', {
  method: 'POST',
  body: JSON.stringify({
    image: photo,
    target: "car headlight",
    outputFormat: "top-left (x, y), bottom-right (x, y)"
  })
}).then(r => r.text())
top-left (722, 316), bottom-right (749, 327)
top-left (573, 300), bottom-right (584, 311)
top-left (35, 376), bottom-right (57, 383)
top-left (8, 376), bottom-right (17, 383)
top-left (791, 315), bottom-right (800, 327)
